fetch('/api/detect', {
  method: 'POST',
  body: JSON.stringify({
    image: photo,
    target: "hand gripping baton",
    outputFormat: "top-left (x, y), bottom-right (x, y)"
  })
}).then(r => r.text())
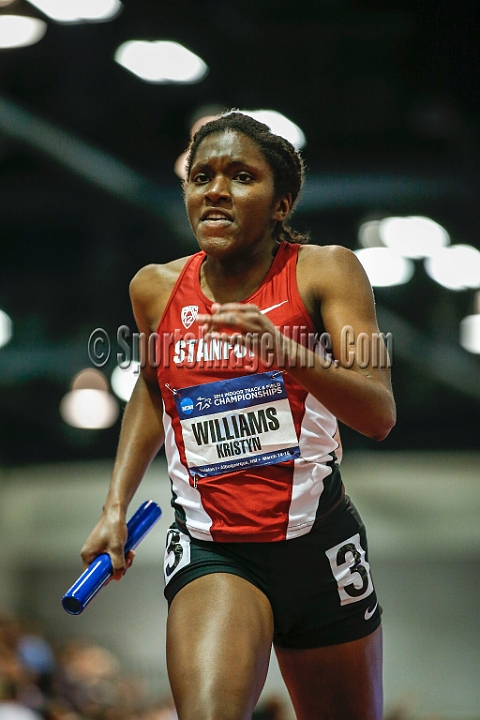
top-left (62, 500), bottom-right (162, 615)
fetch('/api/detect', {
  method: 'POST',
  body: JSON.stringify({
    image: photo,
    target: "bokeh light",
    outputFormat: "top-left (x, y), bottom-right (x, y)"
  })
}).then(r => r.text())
top-left (0, 15), bottom-right (46, 48)
top-left (425, 245), bottom-right (480, 290)
top-left (60, 389), bottom-right (119, 429)
top-left (0, 309), bottom-right (13, 348)
top-left (71, 368), bottom-right (109, 391)
top-left (242, 109), bottom-right (306, 149)
top-left (111, 362), bottom-right (140, 402)
top-left (460, 314), bottom-right (480, 354)
top-left (354, 248), bottom-right (415, 287)
top-left (60, 369), bottom-right (118, 429)
top-left (358, 220), bottom-right (383, 248)
top-left (379, 216), bottom-right (450, 259)
top-left (26, 0), bottom-right (122, 23)
top-left (114, 40), bottom-right (208, 83)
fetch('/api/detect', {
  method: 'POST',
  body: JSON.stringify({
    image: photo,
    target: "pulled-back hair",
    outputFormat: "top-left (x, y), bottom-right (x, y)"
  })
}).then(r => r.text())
top-left (184, 111), bottom-right (309, 245)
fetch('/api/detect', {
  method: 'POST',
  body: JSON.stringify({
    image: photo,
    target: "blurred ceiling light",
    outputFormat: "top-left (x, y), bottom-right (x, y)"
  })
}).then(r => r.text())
top-left (190, 114), bottom-right (219, 137)
top-left (26, 0), bottom-right (122, 23)
top-left (242, 109), bottom-right (306, 149)
top-left (354, 248), bottom-right (414, 287)
top-left (60, 389), bottom-right (119, 429)
top-left (114, 40), bottom-right (208, 83)
top-left (71, 368), bottom-right (109, 391)
top-left (111, 362), bottom-right (140, 402)
top-left (174, 114), bottom-right (220, 178)
top-left (0, 15), bottom-right (46, 48)
top-left (174, 151), bottom-right (188, 179)
top-left (424, 245), bottom-right (480, 290)
top-left (0, 309), bottom-right (12, 348)
top-left (460, 292), bottom-right (480, 354)
top-left (379, 216), bottom-right (450, 259)
top-left (460, 314), bottom-right (480, 354)
top-left (358, 220), bottom-right (383, 248)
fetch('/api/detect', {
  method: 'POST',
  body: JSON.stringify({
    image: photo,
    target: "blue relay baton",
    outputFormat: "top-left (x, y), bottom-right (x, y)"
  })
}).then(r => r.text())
top-left (62, 500), bottom-right (162, 615)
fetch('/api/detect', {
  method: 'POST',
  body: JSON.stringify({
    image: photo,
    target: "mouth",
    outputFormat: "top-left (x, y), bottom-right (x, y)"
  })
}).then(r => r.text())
top-left (200, 209), bottom-right (233, 223)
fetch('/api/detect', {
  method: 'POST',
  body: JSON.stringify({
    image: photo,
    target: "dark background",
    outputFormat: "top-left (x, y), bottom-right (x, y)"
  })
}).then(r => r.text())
top-left (1, 0), bottom-right (479, 464)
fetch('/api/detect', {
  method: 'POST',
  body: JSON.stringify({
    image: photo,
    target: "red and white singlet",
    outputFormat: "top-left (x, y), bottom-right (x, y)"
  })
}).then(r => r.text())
top-left (157, 242), bottom-right (342, 542)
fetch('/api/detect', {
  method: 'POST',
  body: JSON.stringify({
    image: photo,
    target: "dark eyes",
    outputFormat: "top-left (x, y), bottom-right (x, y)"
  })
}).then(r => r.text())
top-left (192, 172), bottom-right (209, 184)
top-left (235, 171), bottom-right (253, 182)
top-left (191, 171), bottom-right (254, 184)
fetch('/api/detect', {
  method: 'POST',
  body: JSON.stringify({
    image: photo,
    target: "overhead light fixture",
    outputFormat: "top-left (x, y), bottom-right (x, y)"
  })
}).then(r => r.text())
top-left (60, 389), bottom-right (119, 429)
top-left (354, 248), bottom-right (414, 287)
top-left (424, 245), bottom-right (480, 290)
top-left (71, 368), bottom-right (109, 391)
top-left (114, 40), bottom-right (208, 83)
top-left (460, 292), bottom-right (480, 354)
top-left (379, 216), bottom-right (450, 259)
top-left (0, 309), bottom-right (12, 348)
top-left (242, 109), bottom-right (306, 149)
top-left (358, 220), bottom-right (383, 249)
top-left (26, 0), bottom-right (122, 24)
top-left (60, 368), bottom-right (119, 429)
top-left (0, 15), bottom-right (46, 48)
top-left (111, 362), bottom-right (140, 402)
top-left (460, 315), bottom-right (480, 354)
top-left (174, 151), bottom-right (188, 180)
top-left (174, 113), bottom-right (221, 178)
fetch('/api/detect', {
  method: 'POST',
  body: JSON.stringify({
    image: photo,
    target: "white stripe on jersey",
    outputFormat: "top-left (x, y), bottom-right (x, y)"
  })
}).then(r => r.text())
top-left (162, 409), bottom-right (213, 541)
top-left (286, 393), bottom-right (338, 540)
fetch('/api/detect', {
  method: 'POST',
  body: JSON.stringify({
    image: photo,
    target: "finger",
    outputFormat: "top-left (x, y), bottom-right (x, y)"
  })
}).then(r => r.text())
top-left (211, 302), bottom-right (258, 312)
top-left (81, 547), bottom-right (104, 572)
top-left (108, 541), bottom-right (128, 580)
top-left (125, 550), bottom-right (135, 569)
top-left (202, 311), bottom-right (256, 330)
top-left (110, 549), bottom-right (135, 581)
top-left (197, 303), bottom-right (259, 322)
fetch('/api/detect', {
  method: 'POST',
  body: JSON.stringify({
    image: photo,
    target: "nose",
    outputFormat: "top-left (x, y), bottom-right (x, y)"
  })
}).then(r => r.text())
top-left (205, 173), bottom-right (230, 203)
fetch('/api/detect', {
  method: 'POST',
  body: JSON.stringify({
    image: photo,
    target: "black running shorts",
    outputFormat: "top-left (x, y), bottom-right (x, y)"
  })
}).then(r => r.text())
top-left (163, 494), bottom-right (381, 649)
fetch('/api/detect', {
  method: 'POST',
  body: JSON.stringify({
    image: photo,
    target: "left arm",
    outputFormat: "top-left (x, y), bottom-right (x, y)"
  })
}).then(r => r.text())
top-left (197, 246), bottom-right (396, 441)
top-left (290, 244), bottom-right (396, 439)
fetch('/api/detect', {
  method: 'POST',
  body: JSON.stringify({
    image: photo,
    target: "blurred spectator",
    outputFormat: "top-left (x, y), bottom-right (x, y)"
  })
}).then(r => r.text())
top-left (1, 680), bottom-right (42, 720)
top-left (2, 614), bottom-right (446, 720)
top-left (56, 642), bottom-right (121, 718)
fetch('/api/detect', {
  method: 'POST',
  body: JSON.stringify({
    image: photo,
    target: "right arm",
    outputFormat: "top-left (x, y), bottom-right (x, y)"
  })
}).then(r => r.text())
top-left (80, 264), bottom-right (172, 579)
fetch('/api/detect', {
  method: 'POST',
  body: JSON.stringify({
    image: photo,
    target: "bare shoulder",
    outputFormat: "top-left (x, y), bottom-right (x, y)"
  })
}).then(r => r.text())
top-left (130, 256), bottom-right (191, 296)
top-left (298, 244), bottom-right (363, 276)
top-left (129, 255), bottom-right (192, 332)
top-left (297, 244), bottom-right (372, 301)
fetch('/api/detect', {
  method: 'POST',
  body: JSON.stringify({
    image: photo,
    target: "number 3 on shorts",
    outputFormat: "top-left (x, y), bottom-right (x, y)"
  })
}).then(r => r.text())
top-left (164, 528), bottom-right (191, 585)
top-left (325, 533), bottom-right (374, 606)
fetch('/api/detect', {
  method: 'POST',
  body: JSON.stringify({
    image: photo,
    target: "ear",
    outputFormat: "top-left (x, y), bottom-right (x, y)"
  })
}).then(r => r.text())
top-left (272, 193), bottom-right (292, 222)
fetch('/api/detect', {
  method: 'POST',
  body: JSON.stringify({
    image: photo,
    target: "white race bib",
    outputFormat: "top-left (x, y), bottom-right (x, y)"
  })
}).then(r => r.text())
top-left (174, 371), bottom-right (300, 478)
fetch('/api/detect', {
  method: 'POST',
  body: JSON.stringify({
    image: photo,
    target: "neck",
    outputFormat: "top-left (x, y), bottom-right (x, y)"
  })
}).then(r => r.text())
top-left (200, 239), bottom-right (281, 303)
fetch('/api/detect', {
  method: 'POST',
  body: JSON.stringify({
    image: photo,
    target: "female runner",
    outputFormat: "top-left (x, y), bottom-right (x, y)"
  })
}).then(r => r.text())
top-left (81, 112), bottom-right (396, 720)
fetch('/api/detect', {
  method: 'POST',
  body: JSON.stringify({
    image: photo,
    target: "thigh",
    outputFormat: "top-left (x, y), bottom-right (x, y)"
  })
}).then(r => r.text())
top-left (262, 495), bottom-right (381, 649)
top-left (166, 572), bottom-right (274, 720)
top-left (275, 626), bottom-right (383, 720)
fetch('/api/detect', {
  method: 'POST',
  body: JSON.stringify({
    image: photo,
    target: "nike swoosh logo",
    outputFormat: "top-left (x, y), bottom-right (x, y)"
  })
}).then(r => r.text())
top-left (260, 300), bottom-right (289, 314)
top-left (364, 601), bottom-right (378, 621)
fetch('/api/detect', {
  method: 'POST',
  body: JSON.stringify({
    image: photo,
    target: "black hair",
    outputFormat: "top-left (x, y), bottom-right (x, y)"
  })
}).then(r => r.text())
top-left (184, 111), bottom-right (309, 244)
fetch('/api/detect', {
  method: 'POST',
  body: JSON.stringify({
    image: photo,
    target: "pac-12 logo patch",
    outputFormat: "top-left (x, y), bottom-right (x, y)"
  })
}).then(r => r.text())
top-left (181, 305), bottom-right (198, 329)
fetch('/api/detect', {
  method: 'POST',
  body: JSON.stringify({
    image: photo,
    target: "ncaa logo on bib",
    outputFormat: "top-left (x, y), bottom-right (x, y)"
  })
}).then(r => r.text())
top-left (181, 305), bottom-right (198, 329)
top-left (180, 397), bottom-right (194, 415)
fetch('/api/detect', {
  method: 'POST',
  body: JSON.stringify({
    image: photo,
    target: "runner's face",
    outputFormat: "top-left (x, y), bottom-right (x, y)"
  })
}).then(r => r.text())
top-left (185, 131), bottom-right (286, 258)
